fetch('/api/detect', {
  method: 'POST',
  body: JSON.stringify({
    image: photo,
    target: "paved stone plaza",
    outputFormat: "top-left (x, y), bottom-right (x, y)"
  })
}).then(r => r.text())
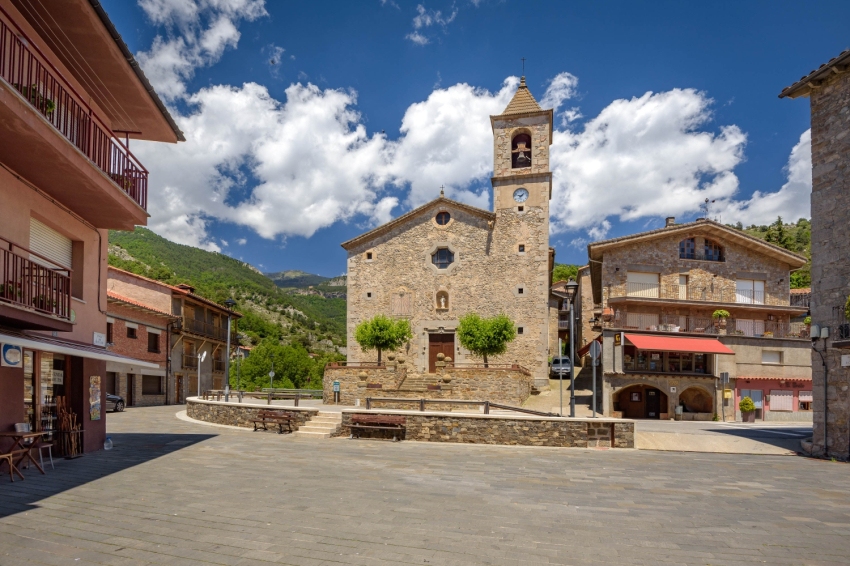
top-left (1, 406), bottom-right (849, 565)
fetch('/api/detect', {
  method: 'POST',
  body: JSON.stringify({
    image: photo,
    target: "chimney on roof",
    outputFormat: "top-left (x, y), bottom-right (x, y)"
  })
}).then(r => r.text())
top-left (665, 217), bottom-right (675, 227)
top-left (176, 283), bottom-right (195, 293)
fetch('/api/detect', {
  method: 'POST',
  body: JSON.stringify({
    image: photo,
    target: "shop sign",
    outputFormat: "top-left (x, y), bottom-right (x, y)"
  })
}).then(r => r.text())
top-left (842, 355), bottom-right (850, 368)
top-left (333, 381), bottom-right (340, 392)
top-left (1, 344), bottom-right (22, 367)
top-left (52, 370), bottom-right (64, 384)
top-left (93, 332), bottom-right (106, 347)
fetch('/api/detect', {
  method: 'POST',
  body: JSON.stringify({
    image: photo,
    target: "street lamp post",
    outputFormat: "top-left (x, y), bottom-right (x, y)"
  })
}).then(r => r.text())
top-left (224, 298), bottom-right (236, 402)
top-left (196, 350), bottom-right (207, 398)
top-left (563, 279), bottom-right (579, 418)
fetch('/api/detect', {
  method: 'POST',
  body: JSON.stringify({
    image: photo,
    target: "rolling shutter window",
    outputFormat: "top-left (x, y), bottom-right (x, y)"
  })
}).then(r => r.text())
top-left (29, 218), bottom-right (72, 269)
top-left (770, 390), bottom-right (793, 411)
top-left (799, 391), bottom-right (813, 402)
top-left (627, 272), bottom-right (660, 298)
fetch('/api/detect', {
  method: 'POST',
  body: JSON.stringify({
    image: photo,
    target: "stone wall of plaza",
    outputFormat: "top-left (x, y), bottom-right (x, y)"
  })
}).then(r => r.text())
top-left (186, 398), bottom-right (317, 430)
top-left (598, 229), bottom-right (793, 314)
top-left (345, 203), bottom-right (551, 386)
top-left (323, 364), bottom-right (534, 407)
top-left (333, 410), bottom-right (634, 448)
top-left (809, 69), bottom-right (850, 457)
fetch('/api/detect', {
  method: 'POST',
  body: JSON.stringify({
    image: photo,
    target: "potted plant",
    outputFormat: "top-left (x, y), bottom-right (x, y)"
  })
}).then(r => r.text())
top-left (712, 309), bottom-right (731, 329)
top-left (739, 396), bottom-right (756, 423)
top-left (0, 281), bottom-right (21, 300)
top-left (804, 316), bottom-right (812, 327)
top-left (602, 307), bottom-right (614, 322)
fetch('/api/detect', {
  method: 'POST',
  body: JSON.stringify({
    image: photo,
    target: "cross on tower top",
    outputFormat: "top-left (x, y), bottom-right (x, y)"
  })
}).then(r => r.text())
top-left (439, 184), bottom-right (445, 196)
top-left (521, 57), bottom-right (526, 75)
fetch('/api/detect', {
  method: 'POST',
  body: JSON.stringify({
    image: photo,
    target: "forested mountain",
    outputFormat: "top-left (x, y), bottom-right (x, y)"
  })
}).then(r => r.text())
top-left (729, 217), bottom-right (811, 289)
top-left (108, 228), bottom-right (347, 351)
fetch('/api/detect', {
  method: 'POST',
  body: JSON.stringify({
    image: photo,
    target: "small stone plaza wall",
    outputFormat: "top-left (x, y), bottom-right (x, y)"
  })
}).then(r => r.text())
top-left (334, 409), bottom-right (634, 448)
top-left (186, 397), bottom-right (317, 431)
top-left (323, 363), bottom-right (533, 407)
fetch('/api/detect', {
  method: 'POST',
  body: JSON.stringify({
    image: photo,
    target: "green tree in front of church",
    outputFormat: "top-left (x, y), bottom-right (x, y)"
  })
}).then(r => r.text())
top-left (354, 315), bottom-right (412, 363)
top-left (457, 313), bottom-right (517, 367)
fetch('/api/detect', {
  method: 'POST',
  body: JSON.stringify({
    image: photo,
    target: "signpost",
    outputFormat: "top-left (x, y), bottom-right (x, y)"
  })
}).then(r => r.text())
top-left (589, 341), bottom-right (602, 418)
top-left (720, 372), bottom-right (729, 422)
top-left (333, 380), bottom-right (340, 404)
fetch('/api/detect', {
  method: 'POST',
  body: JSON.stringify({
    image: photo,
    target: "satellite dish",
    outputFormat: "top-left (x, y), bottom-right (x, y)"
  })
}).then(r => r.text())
top-left (200, 351), bottom-right (207, 362)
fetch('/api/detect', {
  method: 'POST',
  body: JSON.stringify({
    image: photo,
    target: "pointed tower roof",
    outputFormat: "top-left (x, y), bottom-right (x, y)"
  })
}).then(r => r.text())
top-left (500, 76), bottom-right (543, 116)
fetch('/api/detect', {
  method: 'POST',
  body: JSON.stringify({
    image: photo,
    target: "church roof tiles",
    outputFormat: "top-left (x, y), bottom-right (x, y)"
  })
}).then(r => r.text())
top-left (499, 77), bottom-right (544, 116)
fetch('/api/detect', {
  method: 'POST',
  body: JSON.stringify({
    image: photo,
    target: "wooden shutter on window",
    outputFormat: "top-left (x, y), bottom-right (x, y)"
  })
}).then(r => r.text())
top-left (29, 217), bottom-right (72, 269)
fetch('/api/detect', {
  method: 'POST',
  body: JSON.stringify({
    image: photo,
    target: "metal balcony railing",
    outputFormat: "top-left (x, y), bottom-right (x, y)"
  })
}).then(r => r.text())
top-left (615, 283), bottom-right (786, 306)
top-left (790, 292), bottom-right (811, 308)
top-left (606, 311), bottom-right (807, 339)
top-left (0, 10), bottom-right (148, 209)
top-left (0, 238), bottom-right (71, 320)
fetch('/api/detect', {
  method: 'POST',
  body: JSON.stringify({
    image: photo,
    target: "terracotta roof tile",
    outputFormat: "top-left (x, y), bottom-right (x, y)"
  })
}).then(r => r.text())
top-left (500, 77), bottom-right (543, 115)
top-left (107, 291), bottom-right (176, 318)
top-left (779, 49), bottom-right (850, 99)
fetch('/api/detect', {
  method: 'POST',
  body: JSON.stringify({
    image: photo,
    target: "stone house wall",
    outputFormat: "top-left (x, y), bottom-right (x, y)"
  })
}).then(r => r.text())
top-left (324, 364), bottom-right (534, 407)
top-left (334, 409), bottom-right (634, 448)
top-left (345, 202), bottom-right (551, 386)
top-left (808, 67), bottom-right (850, 457)
top-left (598, 230), bottom-right (792, 311)
top-left (187, 398), bottom-right (317, 431)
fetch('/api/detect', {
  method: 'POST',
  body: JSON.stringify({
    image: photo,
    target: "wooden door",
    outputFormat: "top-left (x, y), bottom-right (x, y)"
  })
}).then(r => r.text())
top-left (127, 374), bottom-right (135, 406)
top-left (175, 374), bottom-right (184, 404)
top-left (428, 333), bottom-right (454, 373)
top-left (645, 389), bottom-right (660, 419)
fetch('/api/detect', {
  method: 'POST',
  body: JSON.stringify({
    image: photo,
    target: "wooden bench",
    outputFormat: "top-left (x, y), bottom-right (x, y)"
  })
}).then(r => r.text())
top-left (252, 410), bottom-right (295, 434)
top-left (348, 414), bottom-right (406, 441)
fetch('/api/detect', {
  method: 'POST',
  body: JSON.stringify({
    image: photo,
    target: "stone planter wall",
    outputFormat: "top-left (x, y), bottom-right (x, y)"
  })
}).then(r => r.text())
top-left (186, 397), bottom-right (318, 431)
top-left (324, 364), bottom-right (533, 407)
top-left (334, 410), bottom-right (634, 448)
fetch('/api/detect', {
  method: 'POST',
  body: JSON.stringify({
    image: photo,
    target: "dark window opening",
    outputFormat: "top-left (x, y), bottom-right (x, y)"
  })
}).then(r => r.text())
top-left (511, 133), bottom-right (532, 168)
top-left (436, 211), bottom-right (451, 225)
top-left (517, 206), bottom-right (524, 212)
top-left (106, 322), bottom-right (113, 344)
top-left (518, 244), bottom-right (525, 252)
top-left (518, 287), bottom-right (524, 294)
top-left (704, 239), bottom-right (724, 262)
top-left (517, 327), bottom-right (524, 335)
top-left (679, 238), bottom-right (695, 259)
top-left (431, 248), bottom-right (454, 269)
top-left (147, 333), bottom-right (160, 353)
top-left (127, 326), bottom-right (137, 339)
top-left (366, 252), bottom-right (373, 260)
top-left (366, 292), bottom-right (372, 298)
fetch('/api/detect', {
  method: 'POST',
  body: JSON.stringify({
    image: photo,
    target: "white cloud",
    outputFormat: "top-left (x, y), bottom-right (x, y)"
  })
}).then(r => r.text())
top-left (236, 238), bottom-right (247, 245)
top-left (405, 3), bottom-right (458, 45)
top-left (137, 0), bottom-right (267, 101)
top-left (717, 129), bottom-right (811, 225)
top-left (549, 88), bottom-right (747, 238)
top-left (540, 72), bottom-right (578, 112)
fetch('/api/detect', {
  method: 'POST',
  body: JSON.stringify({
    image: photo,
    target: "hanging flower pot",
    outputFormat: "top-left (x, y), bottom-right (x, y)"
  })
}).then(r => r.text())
top-left (602, 307), bottom-right (614, 322)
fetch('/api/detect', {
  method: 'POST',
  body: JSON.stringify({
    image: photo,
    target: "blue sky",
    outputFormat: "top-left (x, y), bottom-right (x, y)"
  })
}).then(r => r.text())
top-left (103, 0), bottom-right (845, 276)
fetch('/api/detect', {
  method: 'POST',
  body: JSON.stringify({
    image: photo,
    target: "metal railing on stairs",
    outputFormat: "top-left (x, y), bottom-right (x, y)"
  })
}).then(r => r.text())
top-left (365, 397), bottom-right (558, 417)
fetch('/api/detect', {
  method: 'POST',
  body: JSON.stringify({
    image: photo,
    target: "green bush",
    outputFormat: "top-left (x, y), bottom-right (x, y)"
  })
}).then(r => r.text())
top-left (712, 309), bottom-right (731, 320)
top-left (739, 396), bottom-right (755, 413)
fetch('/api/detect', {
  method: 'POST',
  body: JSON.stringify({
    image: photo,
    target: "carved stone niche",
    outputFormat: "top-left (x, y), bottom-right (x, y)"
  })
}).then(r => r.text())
top-left (436, 290), bottom-right (449, 311)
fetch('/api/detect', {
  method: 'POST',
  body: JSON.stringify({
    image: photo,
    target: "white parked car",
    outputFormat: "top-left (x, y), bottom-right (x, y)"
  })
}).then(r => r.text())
top-left (550, 356), bottom-right (572, 379)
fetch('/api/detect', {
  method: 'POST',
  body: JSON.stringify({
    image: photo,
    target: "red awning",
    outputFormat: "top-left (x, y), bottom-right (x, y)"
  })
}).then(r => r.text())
top-left (624, 333), bottom-right (735, 355)
top-left (578, 335), bottom-right (602, 358)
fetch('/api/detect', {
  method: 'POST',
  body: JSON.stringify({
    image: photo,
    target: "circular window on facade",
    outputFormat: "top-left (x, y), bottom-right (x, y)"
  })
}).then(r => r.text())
top-left (435, 211), bottom-right (451, 225)
top-left (431, 247), bottom-right (454, 269)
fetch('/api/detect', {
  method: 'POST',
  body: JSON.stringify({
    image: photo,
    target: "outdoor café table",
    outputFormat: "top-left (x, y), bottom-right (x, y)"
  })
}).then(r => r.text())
top-left (0, 431), bottom-right (46, 476)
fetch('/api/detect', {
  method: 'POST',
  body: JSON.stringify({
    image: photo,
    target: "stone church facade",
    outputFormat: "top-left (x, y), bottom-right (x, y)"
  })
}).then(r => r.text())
top-left (343, 78), bottom-right (555, 388)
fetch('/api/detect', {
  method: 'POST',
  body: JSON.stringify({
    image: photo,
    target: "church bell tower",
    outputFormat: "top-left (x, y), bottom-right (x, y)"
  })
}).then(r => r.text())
top-left (490, 76), bottom-right (554, 217)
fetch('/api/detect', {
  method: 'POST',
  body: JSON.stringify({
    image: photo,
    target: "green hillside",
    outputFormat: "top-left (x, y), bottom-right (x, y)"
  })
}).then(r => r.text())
top-left (730, 217), bottom-right (811, 289)
top-left (266, 270), bottom-right (332, 289)
top-left (108, 227), bottom-right (347, 350)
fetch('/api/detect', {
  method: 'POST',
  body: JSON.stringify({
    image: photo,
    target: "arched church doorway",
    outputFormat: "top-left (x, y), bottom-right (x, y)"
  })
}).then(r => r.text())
top-left (679, 387), bottom-right (713, 414)
top-left (616, 384), bottom-right (668, 419)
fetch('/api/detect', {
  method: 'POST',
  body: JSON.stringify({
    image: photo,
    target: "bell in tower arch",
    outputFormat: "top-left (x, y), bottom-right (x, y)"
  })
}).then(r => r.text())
top-left (511, 133), bottom-right (532, 169)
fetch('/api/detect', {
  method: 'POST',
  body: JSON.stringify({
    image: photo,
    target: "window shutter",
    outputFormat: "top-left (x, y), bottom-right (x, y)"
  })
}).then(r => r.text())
top-left (29, 218), bottom-right (72, 269)
top-left (769, 390), bottom-right (793, 411)
top-left (799, 391), bottom-right (813, 402)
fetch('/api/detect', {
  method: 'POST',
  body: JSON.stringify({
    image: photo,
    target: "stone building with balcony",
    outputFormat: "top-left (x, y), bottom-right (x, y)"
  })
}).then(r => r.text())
top-left (107, 267), bottom-right (241, 404)
top-left (0, 0), bottom-right (182, 453)
top-left (581, 217), bottom-right (812, 421)
top-left (781, 49), bottom-right (850, 456)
